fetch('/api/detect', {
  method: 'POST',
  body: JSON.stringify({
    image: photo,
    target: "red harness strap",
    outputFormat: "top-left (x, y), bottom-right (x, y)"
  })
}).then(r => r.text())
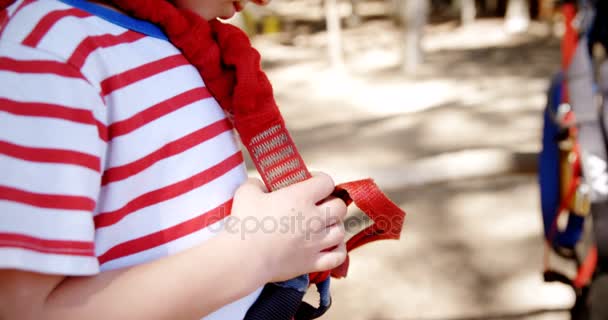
top-left (310, 179), bottom-right (405, 282)
top-left (561, 3), bottom-right (577, 73)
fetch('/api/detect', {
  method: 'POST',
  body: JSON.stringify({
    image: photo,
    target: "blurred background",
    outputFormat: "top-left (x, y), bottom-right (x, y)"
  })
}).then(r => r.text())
top-left (235, 1), bottom-right (574, 319)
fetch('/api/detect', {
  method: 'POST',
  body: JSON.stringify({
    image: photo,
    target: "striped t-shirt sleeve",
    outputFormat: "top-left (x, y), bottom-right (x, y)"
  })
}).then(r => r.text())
top-left (0, 41), bottom-right (106, 275)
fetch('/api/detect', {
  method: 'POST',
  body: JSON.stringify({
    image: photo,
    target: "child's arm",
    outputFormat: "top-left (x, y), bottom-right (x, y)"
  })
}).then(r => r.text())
top-left (0, 174), bottom-right (348, 320)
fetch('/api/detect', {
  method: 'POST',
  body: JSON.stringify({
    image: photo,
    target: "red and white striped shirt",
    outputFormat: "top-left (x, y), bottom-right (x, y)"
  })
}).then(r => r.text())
top-left (0, 0), bottom-right (261, 318)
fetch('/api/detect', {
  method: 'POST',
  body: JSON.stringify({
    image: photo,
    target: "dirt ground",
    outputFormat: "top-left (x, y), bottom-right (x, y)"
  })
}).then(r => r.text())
top-left (248, 17), bottom-right (574, 320)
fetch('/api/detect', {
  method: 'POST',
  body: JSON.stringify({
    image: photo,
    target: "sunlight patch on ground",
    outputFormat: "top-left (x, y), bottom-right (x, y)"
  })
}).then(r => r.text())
top-left (446, 185), bottom-right (542, 241)
top-left (424, 20), bottom-right (511, 52)
top-left (457, 77), bottom-right (547, 109)
top-left (351, 80), bottom-right (457, 116)
top-left (298, 148), bottom-right (533, 191)
top-left (348, 47), bottom-right (401, 73)
top-left (308, 69), bottom-right (459, 117)
top-left (496, 274), bottom-right (574, 312)
top-left (424, 20), bottom-right (551, 52)
top-left (356, 115), bottom-right (418, 137)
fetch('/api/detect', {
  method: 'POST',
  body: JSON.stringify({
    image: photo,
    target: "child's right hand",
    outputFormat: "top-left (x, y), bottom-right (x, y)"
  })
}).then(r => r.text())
top-left (225, 172), bottom-right (347, 283)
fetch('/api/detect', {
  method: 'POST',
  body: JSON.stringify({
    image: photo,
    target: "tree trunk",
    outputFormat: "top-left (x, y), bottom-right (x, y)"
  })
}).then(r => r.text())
top-left (347, 0), bottom-right (362, 27)
top-left (505, 0), bottom-right (530, 33)
top-left (402, 0), bottom-right (429, 74)
top-left (461, 0), bottom-right (476, 25)
top-left (325, 0), bottom-right (344, 69)
top-left (485, 0), bottom-right (499, 16)
top-left (390, 0), bottom-right (402, 25)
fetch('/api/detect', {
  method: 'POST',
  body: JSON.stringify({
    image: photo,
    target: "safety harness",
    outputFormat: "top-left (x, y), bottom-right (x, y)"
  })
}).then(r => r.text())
top-left (540, 0), bottom-right (608, 313)
top-left (0, 0), bottom-right (406, 319)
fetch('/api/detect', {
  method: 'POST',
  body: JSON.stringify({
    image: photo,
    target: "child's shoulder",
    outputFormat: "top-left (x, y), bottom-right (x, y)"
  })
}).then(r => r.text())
top-left (1, 0), bottom-right (133, 65)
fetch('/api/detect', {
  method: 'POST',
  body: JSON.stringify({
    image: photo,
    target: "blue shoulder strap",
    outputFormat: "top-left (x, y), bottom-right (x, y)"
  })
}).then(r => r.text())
top-left (56, 0), bottom-right (168, 40)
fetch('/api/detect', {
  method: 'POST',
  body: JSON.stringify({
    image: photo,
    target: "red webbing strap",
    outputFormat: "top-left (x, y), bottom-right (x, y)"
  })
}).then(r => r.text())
top-left (574, 246), bottom-right (598, 289)
top-left (562, 3), bottom-right (578, 72)
top-left (242, 122), bottom-right (312, 192)
top-left (310, 179), bottom-right (406, 283)
top-left (338, 180), bottom-right (405, 252)
top-left (561, 3), bottom-right (578, 103)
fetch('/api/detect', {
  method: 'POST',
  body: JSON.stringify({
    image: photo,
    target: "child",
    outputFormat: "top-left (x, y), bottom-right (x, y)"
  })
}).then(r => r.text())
top-left (0, 0), bottom-right (349, 319)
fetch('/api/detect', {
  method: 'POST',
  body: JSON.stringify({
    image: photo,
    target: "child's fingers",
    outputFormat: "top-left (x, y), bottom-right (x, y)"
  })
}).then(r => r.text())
top-left (279, 172), bottom-right (335, 203)
top-left (303, 196), bottom-right (345, 234)
top-left (235, 178), bottom-right (268, 198)
top-left (313, 223), bottom-right (345, 250)
top-left (313, 242), bottom-right (347, 272)
top-left (316, 196), bottom-right (347, 226)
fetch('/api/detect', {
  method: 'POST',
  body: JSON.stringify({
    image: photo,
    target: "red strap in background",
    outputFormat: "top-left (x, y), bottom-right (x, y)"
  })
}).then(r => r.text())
top-left (573, 246), bottom-right (598, 288)
top-left (561, 3), bottom-right (578, 103)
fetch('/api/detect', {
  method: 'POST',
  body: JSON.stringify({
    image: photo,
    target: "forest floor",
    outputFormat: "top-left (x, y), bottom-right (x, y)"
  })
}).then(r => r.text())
top-left (247, 16), bottom-right (573, 320)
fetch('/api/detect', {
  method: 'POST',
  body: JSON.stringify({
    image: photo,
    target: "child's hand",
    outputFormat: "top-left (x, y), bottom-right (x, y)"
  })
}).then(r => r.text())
top-left (226, 172), bottom-right (347, 283)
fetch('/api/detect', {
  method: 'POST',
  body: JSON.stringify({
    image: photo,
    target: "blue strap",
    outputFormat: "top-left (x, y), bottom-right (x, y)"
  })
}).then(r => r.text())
top-left (274, 274), bottom-right (309, 292)
top-left (244, 275), bottom-right (332, 320)
top-left (55, 0), bottom-right (168, 40)
top-left (293, 278), bottom-right (331, 320)
top-left (316, 278), bottom-right (331, 308)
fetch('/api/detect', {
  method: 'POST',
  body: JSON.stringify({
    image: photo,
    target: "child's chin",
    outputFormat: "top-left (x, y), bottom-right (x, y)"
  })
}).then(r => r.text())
top-left (218, 3), bottom-right (240, 20)
top-left (219, 13), bottom-right (236, 20)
